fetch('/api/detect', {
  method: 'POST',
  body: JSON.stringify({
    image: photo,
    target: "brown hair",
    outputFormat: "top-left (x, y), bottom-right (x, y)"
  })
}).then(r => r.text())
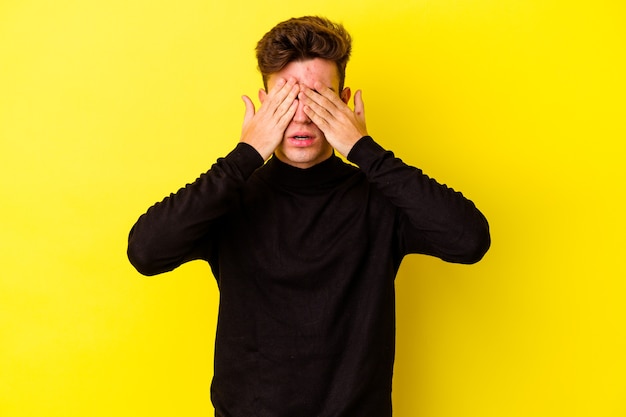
top-left (255, 16), bottom-right (352, 91)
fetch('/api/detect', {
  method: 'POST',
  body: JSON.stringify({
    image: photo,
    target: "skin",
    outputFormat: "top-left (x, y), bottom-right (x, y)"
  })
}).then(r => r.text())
top-left (240, 58), bottom-right (368, 169)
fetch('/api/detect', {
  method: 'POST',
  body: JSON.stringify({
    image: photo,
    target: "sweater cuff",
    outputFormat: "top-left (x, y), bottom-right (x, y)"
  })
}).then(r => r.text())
top-left (346, 136), bottom-right (388, 169)
top-left (224, 142), bottom-right (265, 179)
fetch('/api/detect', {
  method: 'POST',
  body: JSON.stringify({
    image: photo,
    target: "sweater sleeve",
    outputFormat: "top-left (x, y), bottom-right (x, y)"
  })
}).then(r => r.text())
top-left (347, 136), bottom-right (490, 264)
top-left (127, 143), bottom-right (264, 276)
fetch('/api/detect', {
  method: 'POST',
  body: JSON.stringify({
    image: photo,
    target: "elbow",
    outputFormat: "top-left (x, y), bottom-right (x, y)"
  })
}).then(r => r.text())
top-left (127, 227), bottom-right (169, 277)
top-left (459, 231), bottom-right (490, 264)
top-left (127, 242), bottom-right (163, 276)
top-left (435, 215), bottom-right (490, 265)
top-left (455, 218), bottom-right (491, 264)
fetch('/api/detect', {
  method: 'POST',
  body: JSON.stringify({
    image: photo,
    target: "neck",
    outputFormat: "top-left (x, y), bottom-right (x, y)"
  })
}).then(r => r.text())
top-left (261, 152), bottom-right (355, 192)
top-left (273, 149), bottom-right (334, 169)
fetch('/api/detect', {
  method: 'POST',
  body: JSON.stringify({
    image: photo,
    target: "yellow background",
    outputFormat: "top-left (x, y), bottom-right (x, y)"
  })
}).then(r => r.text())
top-left (1, 0), bottom-right (624, 416)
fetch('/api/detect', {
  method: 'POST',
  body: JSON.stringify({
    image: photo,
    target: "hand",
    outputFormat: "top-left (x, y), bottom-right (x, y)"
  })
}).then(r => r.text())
top-left (240, 77), bottom-right (300, 161)
top-left (299, 81), bottom-right (368, 157)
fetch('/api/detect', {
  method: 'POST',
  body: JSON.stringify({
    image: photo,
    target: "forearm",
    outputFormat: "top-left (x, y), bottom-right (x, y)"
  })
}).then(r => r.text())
top-left (348, 136), bottom-right (490, 263)
top-left (127, 143), bottom-right (263, 275)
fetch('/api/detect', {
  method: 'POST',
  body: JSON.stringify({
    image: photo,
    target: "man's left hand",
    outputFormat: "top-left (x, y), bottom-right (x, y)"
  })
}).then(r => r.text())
top-left (299, 82), bottom-right (368, 157)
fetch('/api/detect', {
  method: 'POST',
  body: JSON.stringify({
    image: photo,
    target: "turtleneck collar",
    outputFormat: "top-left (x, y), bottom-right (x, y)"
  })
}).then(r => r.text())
top-left (258, 153), bottom-right (357, 192)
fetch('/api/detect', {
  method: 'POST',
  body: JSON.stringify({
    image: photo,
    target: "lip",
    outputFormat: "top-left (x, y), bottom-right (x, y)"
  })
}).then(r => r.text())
top-left (287, 131), bottom-right (317, 147)
top-left (288, 131), bottom-right (315, 139)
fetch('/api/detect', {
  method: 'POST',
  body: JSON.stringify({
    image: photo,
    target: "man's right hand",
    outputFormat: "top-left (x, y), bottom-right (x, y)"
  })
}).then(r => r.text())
top-left (240, 77), bottom-right (300, 161)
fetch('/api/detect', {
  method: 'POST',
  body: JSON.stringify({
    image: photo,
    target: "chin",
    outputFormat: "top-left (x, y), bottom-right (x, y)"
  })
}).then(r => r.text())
top-left (276, 147), bottom-right (332, 169)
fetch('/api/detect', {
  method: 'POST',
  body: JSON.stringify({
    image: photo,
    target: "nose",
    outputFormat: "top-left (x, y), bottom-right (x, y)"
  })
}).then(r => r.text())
top-left (292, 97), bottom-right (311, 124)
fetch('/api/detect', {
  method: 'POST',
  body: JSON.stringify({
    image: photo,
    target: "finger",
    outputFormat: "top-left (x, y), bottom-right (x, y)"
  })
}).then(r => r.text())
top-left (280, 96), bottom-right (299, 125)
top-left (263, 79), bottom-right (298, 119)
top-left (354, 90), bottom-right (365, 121)
top-left (274, 81), bottom-right (300, 116)
top-left (298, 85), bottom-right (325, 105)
top-left (313, 81), bottom-right (345, 109)
top-left (300, 91), bottom-right (329, 121)
top-left (267, 77), bottom-right (296, 104)
top-left (300, 88), bottom-right (333, 117)
top-left (241, 95), bottom-right (256, 125)
top-left (260, 78), bottom-right (286, 111)
top-left (302, 101), bottom-right (331, 130)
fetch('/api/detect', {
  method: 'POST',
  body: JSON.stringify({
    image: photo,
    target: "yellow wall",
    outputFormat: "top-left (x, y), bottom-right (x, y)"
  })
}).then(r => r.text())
top-left (1, 1), bottom-right (624, 416)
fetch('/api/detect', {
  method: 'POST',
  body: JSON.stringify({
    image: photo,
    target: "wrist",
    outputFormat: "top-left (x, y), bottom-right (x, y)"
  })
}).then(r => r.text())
top-left (333, 133), bottom-right (367, 158)
top-left (240, 138), bottom-right (275, 162)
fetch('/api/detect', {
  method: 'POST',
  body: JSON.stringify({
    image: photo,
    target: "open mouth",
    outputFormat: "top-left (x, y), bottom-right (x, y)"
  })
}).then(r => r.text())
top-left (287, 132), bottom-right (316, 146)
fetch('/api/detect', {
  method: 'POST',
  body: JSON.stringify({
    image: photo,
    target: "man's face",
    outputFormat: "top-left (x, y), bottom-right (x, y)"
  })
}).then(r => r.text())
top-left (260, 58), bottom-right (350, 169)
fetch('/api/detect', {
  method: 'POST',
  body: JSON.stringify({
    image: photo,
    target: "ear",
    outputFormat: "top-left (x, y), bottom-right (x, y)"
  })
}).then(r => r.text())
top-left (340, 87), bottom-right (351, 104)
top-left (258, 88), bottom-right (267, 104)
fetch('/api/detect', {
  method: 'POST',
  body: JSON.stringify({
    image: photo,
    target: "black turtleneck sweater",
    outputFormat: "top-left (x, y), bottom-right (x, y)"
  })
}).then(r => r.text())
top-left (127, 136), bottom-right (490, 417)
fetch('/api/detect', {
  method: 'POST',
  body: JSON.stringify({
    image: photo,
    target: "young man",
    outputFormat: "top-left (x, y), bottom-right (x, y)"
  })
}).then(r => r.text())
top-left (128, 16), bottom-right (490, 417)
